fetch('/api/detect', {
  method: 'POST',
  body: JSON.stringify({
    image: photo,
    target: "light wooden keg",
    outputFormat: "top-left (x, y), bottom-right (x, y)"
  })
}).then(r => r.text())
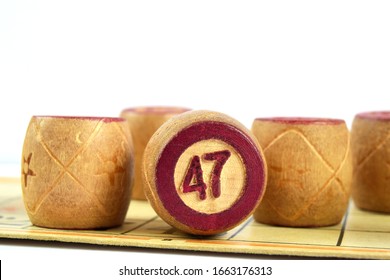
top-left (120, 107), bottom-right (190, 200)
top-left (21, 116), bottom-right (134, 229)
top-left (351, 111), bottom-right (390, 213)
top-left (142, 110), bottom-right (267, 235)
top-left (252, 117), bottom-right (352, 227)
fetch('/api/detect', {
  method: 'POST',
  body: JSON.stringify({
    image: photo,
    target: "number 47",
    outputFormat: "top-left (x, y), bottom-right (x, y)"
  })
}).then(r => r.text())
top-left (182, 150), bottom-right (231, 200)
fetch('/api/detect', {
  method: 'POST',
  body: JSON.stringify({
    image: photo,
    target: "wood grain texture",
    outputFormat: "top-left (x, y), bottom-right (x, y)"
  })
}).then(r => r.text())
top-left (351, 111), bottom-right (390, 213)
top-left (174, 140), bottom-right (244, 214)
top-left (21, 116), bottom-right (134, 229)
top-left (142, 110), bottom-right (267, 235)
top-left (2, 178), bottom-right (390, 259)
top-left (252, 117), bottom-right (352, 227)
top-left (120, 107), bottom-right (190, 200)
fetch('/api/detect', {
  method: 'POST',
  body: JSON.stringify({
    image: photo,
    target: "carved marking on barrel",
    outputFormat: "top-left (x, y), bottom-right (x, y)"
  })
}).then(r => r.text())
top-left (22, 153), bottom-right (36, 188)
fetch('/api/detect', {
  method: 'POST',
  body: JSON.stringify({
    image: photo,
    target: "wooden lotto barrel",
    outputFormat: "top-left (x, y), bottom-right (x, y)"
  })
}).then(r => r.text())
top-left (351, 111), bottom-right (390, 213)
top-left (21, 116), bottom-right (134, 229)
top-left (120, 107), bottom-right (190, 200)
top-left (142, 110), bottom-right (267, 235)
top-left (252, 117), bottom-right (352, 227)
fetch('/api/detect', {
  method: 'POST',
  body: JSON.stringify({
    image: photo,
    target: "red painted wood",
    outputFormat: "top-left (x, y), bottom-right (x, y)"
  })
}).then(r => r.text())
top-left (203, 150), bottom-right (231, 198)
top-left (33, 116), bottom-right (125, 123)
top-left (356, 111), bottom-right (390, 121)
top-left (182, 155), bottom-right (207, 200)
top-left (255, 117), bottom-right (344, 125)
top-left (121, 107), bottom-right (190, 115)
top-left (155, 121), bottom-right (266, 233)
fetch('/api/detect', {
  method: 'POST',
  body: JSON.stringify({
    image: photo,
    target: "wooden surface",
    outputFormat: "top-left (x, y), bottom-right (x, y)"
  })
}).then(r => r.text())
top-left (142, 110), bottom-right (267, 235)
top-left (252, 118), bottom-right (352, 227)
top-left (0, 177), bottom-right (390, 259)
top-left (120, 107), bottom-right (190, 200)
top-left (351, 111), bottom-right (390, 213)
top-left (21, 116), bottom-right (134, 229)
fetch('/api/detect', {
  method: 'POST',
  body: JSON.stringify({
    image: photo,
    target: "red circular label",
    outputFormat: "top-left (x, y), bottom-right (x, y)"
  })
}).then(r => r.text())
top-left (156, 121), bottom-right (266, 232)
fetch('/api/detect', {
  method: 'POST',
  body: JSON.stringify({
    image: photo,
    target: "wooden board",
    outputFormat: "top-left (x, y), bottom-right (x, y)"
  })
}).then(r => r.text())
top-left (1, 177), bottom-right (390, 259)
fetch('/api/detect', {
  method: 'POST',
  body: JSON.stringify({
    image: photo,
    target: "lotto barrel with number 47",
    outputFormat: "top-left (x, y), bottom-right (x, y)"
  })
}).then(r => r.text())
top-left (142, 110), bottom-right (267, 235)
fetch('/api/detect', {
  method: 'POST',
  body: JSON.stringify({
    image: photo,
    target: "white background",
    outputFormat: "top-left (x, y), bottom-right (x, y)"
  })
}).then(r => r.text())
top-left (1, 1), bottom-right (390, 279)
top-left (1, 0), bottom-right (389, 164)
